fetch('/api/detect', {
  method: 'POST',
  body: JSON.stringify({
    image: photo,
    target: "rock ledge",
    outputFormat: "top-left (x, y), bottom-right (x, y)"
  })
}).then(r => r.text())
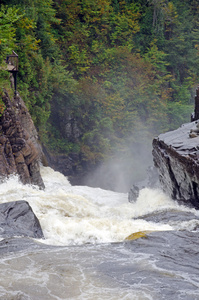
top-left (153, 121), bottom-right (199, 208)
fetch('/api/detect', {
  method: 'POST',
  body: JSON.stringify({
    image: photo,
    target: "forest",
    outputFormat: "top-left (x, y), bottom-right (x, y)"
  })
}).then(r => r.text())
top-left (0, 0), bottom-right (199, 190)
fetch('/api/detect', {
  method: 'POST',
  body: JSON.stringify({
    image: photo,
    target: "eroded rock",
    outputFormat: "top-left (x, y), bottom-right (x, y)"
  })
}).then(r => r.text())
top-left (0, 200), bottom-right (44, 239)
top-left (0, 91), bottom-right (45, 189)
top-left (152, 121), bottom-right (199, 208)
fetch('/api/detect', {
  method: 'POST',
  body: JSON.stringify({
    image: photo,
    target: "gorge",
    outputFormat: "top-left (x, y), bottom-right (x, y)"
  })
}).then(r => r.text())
top-left (2, 0), bottom-right (199, 297)
top-left (0, 90), bottom-right (199, 299)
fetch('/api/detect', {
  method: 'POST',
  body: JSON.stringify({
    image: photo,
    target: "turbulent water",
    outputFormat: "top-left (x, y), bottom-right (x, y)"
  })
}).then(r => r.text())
top-left (1, 166), bottom-right (199, 299)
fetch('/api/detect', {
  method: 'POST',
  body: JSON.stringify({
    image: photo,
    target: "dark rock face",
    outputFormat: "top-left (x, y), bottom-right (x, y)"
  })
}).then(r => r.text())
top-left (152, 121), bottom-right (199, 208)
top-left (128, 166), bottom-right (160, 203)
top-left (0, 200), bottom-right (44, 239)
top-left (42, 145), bottom-right (80, 182)
top-left (191, 86), bottom-right (199, 121)
top-left (0, 91), bottom-right (45, 189)
top-left (60, 113), bottom-right (81, 140)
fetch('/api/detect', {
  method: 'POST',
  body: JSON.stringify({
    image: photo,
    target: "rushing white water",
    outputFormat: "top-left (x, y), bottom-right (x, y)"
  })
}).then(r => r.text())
top-left (1, 166), bottom-right (199, 300)
top-left (0, 166), bottom-right (181, 246)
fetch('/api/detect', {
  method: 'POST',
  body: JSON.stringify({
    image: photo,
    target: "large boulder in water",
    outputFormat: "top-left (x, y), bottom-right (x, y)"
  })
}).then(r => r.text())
top-left (152, 121), bottom-right (199, 208)
top-left (0, 200), bottom-right (44, 239)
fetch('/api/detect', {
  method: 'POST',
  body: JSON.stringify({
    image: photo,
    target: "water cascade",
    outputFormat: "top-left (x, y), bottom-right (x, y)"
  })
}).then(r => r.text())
top-left (0, 166), bottom-right (199, 299)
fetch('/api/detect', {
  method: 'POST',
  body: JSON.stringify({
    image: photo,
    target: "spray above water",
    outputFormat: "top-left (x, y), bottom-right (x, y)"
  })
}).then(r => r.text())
top-left (81, 132), bottom-right (154, 192)
top-left (0, 166), bottom-right (194, 246)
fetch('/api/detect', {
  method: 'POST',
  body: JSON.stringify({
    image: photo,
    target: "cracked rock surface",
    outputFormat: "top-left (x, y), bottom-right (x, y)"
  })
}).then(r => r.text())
top-left (0, 91), bottom-right (45, 189)
top-left (153, 121), bottom-right (199, 208)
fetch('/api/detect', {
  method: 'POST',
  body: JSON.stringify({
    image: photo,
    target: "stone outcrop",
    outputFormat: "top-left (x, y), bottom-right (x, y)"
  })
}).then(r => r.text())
top-left (128, 166), bottom-right (159, 202)
top-left (152, 121), bottom-right (199, 208)
top-left (43, 146), bottom-right (74, 176)
top-left (0, 200), bottom-right (44, 239)
top-left (0, 90), bottom-right (45, 189)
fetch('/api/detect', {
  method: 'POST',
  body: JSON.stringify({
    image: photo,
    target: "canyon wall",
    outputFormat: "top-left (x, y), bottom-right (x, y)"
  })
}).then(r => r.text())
top-left (0, 90), bottom-right (45, 189)
top-left (153, 121), bottom-right (199, 208)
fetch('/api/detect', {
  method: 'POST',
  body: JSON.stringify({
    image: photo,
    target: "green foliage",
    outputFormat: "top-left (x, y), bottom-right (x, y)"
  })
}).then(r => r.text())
top-left (0, 0), bottom-right (198, 182)
top-left (53, 0), bottom-right (141, 77)
top-left (166, 102), bottom-right (194, 131)
top-left (0, 5), bottom-right (22, 63)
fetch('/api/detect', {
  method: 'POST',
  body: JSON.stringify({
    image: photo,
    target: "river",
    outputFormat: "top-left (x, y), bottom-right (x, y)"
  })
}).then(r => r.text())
top-left (0, 166), bottom-right (199, 299)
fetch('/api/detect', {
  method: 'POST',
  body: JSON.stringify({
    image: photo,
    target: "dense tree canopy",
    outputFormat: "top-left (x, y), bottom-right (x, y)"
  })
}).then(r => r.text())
top-left (0, 0), bottom-right (198, 187)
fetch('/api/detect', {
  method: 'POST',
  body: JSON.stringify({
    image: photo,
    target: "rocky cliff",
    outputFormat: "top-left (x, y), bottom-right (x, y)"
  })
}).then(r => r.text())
top-left (0, 90), bottom-right (45, 189)
top-left (152, 121), bottom-right (199, 208)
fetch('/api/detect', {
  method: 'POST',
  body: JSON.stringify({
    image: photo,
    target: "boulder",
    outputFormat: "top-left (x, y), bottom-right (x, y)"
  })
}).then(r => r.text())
top-left (136, 209), bottom-right (199, 225)
top-left (0, 200), bottom-right (44, 239)
top-left (152, 121), bottom-right (199, 208)
top-left (128, 166), bottom-right (159, 203)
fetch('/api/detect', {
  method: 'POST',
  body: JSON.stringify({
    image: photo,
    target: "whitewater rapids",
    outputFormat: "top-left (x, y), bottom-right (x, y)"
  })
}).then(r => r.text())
top-left (1, 166), bottom-right (199, 300)
top-left (0, 165), bottom-right (191, 246)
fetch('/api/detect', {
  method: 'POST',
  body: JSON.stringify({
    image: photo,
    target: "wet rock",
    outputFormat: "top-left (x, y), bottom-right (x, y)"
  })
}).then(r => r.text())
top-left (0, 237), bottom-right (49, 254)
top-left (152, 121), bottom-right (199, 208)
top-left (0, 91), bottom-right (45, 189)
top-left (42, 145), bottom-right (76, 178)
top-left (0, 200), bottom-right (44, 239)
top-left (136, 209), bottom-right (199, 224)
top-left (128, 185), bottom-right (140, 203)
top-left (191, 86), bottom-right (199, 121)
top-left (128, 166), bottom-right (159, 203)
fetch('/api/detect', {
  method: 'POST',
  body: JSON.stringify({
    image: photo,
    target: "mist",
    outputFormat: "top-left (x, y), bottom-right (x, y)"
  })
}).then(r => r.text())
top-left (82, 131), bottom-right (154, 193)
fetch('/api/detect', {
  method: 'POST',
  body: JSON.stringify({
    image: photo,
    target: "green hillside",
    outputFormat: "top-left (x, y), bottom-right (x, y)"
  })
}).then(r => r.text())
top-left (0, 0), bottom-right (198, 189)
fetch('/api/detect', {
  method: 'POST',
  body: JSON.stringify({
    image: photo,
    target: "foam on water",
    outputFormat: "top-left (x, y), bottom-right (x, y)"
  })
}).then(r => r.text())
top-left (1, 166), bottom-right (199, 299)
top-left (0, 166), bottom-right (193, 246)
